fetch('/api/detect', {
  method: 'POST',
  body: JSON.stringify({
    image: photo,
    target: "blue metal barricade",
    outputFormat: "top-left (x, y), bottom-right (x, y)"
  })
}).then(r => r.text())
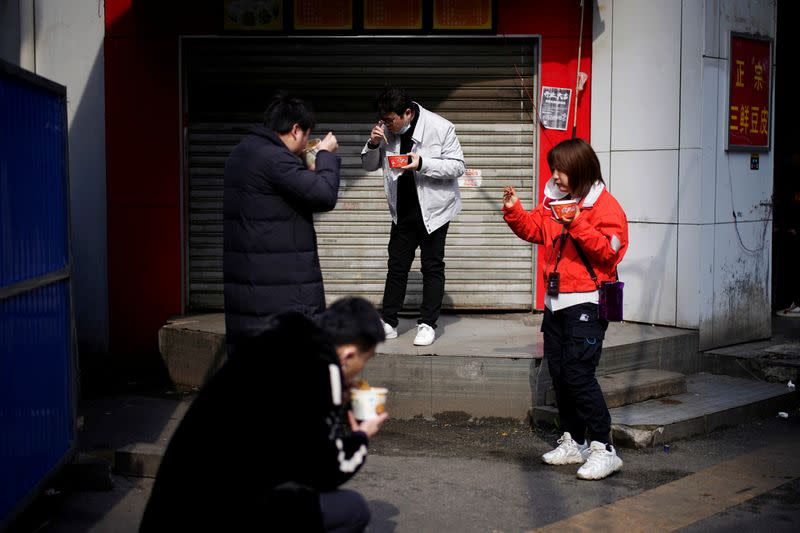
top-left (0, 59), bottom-right (76, 528)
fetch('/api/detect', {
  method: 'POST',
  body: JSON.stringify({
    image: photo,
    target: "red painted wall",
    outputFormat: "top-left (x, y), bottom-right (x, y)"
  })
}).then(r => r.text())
top-left (104, 0), bottom-right (591, 364)
top-left (498, 0), bottom-right (593, 308)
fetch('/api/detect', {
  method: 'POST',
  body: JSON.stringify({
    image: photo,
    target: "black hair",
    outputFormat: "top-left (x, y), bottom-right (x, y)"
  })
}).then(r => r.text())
top-left (263, 92), bottom-right (315, 134)
top-left (374, 85), bottom-right (414, 118)
top-left (546, 138), bottom-right (605, 199)
top-left (317, 297), bottom-right (385, 351)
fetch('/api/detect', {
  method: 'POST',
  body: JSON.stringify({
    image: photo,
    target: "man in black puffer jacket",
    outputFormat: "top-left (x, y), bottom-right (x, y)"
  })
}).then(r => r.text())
top-left (224, 93), bottom-right (340, 351)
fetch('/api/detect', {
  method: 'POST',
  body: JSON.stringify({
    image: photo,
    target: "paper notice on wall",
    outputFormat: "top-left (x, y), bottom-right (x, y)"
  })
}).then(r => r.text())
top-left (540, 86), bottom-right (572, 131)
top-left (458, 169), bottom-right (482, 187)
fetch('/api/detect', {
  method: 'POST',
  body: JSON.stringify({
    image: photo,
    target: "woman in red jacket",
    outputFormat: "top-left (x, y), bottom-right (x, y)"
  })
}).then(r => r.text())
top-left (502, 138), bottom-right (628, 480)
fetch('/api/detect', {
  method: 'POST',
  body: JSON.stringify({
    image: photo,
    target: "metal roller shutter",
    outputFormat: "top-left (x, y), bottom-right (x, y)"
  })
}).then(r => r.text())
top-left (183, 36), bottom-right (537, 311)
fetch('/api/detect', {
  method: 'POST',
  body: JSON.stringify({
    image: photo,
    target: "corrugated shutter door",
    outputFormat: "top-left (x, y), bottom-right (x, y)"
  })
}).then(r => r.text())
top-left (185, 37), bottom-right (537, 310)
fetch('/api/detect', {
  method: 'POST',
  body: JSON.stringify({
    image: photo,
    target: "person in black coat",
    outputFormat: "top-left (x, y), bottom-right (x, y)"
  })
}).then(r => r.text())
top-left (139, 297), bottom-right (388, 533)
top-left (224, 93), bottom-right (341, 350)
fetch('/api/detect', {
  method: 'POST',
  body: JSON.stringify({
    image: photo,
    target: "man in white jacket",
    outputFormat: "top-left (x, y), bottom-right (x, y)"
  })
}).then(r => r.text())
top-left (361, 86), bottom-right (465, 346)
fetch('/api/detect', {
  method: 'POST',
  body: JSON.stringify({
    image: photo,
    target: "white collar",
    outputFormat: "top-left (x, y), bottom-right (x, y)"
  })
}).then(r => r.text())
top-left (582, 180), bottom-right (605, 207)
top-left (544, 178), bottom-right (605, 208)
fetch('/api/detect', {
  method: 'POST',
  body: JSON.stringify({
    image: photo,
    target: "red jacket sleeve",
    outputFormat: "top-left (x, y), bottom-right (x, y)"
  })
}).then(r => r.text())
top-left (502, 199), bottom-right (546, 245)
top-left (567, 201), bottom-right (628, 271)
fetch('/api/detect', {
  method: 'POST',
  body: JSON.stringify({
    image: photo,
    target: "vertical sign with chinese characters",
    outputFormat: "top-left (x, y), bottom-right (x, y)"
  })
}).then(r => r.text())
top-left (727, 34), bottom-right (772, 151)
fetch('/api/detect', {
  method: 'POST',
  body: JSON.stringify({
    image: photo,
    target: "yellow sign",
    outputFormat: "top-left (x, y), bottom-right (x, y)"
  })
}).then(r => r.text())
top-left (433, 0), bottom-right (493, 30)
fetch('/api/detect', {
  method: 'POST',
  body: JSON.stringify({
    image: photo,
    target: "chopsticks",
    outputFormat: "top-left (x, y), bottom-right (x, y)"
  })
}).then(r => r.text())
top-left (378, 120), bottom-right (390, 144)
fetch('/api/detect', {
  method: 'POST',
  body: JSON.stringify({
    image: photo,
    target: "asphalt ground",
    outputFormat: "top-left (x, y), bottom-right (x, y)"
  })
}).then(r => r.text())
top-left (9, 404), bottom-right (800, 533)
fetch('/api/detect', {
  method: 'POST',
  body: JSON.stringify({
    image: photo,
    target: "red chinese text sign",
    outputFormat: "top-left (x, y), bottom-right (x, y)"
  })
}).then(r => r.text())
top-left (728, 34), bottom-right (772, 151)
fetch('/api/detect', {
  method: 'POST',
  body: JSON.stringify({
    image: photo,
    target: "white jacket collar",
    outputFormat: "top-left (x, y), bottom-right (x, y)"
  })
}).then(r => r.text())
top-left (543, 178), bottom-right (605, 208)
top-left (544, 177), bottom-right (569, 200)
top-left (581, 180), bottom-right (605, 208)
top-left (411, 101), bottom-right (427, 145)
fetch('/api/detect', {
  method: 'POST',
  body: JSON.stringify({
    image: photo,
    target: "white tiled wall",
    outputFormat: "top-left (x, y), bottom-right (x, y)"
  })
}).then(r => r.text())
top-left (618, 222), bottom-right (678, 326)
top-left (704, 0), bottom-right (720, 57)
top-left (610, 150), bottom-right (679, 224)
top-left (714, 151), bottom-right (773, 224)
top-left (591, 0), bottom-right (613, 154)
top-left (590, 0), bottom-right (775, 344)
top-left (718, 0), bottom-right (776, 60)
top-left (597, 150), bottom-right (611, 192)
top-left (681, 0), bottom-right (703, 149)
top-left (711, 221), bottom-right (772, 346)
top-left (610, 0), bottom-right (681, 151)
top-left (33, 0), bottom-right (110, 355)
top-left (676, 223), bottom-right (714, 328)
top-left (700, 56), bottom-right (720, 223)
top-left (678, 148), bottom-right (713, 225)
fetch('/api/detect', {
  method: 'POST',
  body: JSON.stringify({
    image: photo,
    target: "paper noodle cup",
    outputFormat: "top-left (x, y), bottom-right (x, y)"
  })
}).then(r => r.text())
top-left (351, 387), bottom-right (388, 421)
top-left (550, 199), bottom-right (578, 221)
top-left (301, 138), bottom-right (321, 168)
top-left (387, 155), bottom-right (409, 169)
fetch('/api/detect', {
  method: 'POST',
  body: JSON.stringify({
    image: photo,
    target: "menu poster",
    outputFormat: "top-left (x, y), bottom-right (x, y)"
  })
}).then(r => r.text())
top-left (224, 0), bottom-right (283, 31)
top-left (364, 0), bottom-right (423, 30)
top-left (294, 0), bottom-right (353, 30)
top-left (433, 0), bottom-right (492, 30)
top-left (539, 86), bottom-right (571, 131)
top-left (727, 33), bottom-right (772, 151)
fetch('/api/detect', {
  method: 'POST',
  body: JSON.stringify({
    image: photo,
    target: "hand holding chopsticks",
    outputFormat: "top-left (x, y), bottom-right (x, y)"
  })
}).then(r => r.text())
top-left (370, 121), bottom-right (389, 146)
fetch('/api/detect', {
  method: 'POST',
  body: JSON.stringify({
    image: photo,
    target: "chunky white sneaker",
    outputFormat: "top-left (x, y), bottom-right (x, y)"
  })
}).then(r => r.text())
top-left (413, 323), bottom-right (435, 346)
top-left (381, 319), bottom-right (398, 339)
top-left (542, 432), bottom-right (589, 465)
top-left (776, 302), bottom-right (800, 318)
top-left (576, 441), bottom-right (623, 480)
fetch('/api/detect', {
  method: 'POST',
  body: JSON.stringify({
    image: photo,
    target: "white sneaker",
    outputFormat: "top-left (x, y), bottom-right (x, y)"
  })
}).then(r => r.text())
top-left (542, 432), bottom-right (589, 465)
top-left (381, 319), bottom-right (398, 339)
top-left (576, 441), bottom-right (623, 480)
top-left (413, 323), bottom-right (435, 346)
top-left (776, 302), bottom-right (800, 318)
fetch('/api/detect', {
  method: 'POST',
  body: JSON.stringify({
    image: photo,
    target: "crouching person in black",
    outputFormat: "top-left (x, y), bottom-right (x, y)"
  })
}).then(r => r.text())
top-left (139, 297), bottom-right (388, 533)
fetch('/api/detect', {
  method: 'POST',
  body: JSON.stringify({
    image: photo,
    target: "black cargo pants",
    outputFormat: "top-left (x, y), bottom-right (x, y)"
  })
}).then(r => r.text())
top-left (541, 302), bottom-right (611, 444)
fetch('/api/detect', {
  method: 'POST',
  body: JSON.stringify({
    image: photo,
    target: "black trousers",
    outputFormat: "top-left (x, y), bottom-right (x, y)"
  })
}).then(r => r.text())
top-left (381, 212), bottom-right (449, 328)
top-left (541, 302), bottom-right (611, 444)
top-left (319, 489), bottom-right (371, 533)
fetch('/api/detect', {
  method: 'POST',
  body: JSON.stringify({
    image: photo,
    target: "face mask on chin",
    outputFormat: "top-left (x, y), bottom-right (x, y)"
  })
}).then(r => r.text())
top-left (396, 122), bottom-right (411, 135)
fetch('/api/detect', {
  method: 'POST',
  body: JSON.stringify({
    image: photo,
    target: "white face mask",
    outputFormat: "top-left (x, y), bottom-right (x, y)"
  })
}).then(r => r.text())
top-left (396, 122), bottom-right (411, 135)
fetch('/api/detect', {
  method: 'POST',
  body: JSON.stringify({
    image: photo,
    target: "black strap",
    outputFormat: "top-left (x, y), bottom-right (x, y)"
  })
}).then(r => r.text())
top-left (569, 236), bottom-right (600, 289)
top-left (552, 227), bottom-right (568, 273)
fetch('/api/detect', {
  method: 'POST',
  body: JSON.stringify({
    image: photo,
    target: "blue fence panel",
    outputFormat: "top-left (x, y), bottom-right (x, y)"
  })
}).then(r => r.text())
top-left (0, 70), bottom-right (68, 286)
top-left (0, 281), bottom-right (72, 520)
top-left (0, 61), bottom-right (74, 527)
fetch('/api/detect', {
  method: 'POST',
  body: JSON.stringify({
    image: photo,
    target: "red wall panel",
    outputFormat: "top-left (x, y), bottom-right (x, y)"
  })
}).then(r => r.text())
top-left (105, 3), bottom-right (182, 364)
top-left (500, 0), bottom-right (593, 309)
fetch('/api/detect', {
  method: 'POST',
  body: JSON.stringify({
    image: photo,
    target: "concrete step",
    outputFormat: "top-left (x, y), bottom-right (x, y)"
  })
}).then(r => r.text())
top-left (159, 313), bottom-right (701, 420)
top-left (159, 314), bottom-right (228, 388)
top-left (701, 339), bottom-right (800, 383)
top-left (115, 443), bottom-right (166, 478)
top-left (532, 372), bottom-right (796, 448)
top-left (544, 369), bottom-right (687, 408)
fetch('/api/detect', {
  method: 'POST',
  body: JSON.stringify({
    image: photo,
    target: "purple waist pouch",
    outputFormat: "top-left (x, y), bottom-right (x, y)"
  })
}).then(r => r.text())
top-left (599, 281), bottom-right (624, 321)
